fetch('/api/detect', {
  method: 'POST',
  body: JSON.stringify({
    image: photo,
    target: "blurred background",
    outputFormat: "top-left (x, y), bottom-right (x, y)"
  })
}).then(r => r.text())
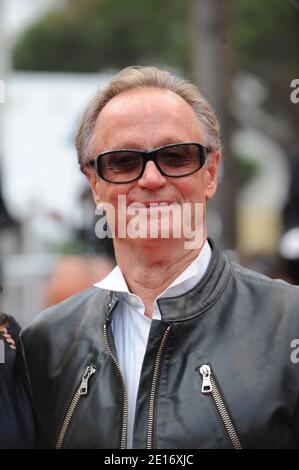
top-left (0, 0), bottom-right (298, 326)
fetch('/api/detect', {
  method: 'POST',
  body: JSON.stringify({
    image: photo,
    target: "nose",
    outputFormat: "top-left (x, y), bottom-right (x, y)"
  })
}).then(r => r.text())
top-left (137, 160), bottom-right (167, 190)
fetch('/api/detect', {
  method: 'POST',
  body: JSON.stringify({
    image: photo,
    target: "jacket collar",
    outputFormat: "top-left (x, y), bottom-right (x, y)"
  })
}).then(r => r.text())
top-left (105, 239), bottom-right (232, 323)
top-left (157, 239), bottom-right (232, 322)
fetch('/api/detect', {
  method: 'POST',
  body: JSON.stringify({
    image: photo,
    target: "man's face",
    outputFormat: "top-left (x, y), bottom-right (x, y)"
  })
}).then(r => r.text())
top-left (87, 87), bottom-right (221, 245)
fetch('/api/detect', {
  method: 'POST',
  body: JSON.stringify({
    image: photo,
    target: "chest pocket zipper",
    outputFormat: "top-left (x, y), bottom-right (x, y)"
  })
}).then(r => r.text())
top-left (197, 364), bottom-right (242, 449)
top-left (56, 365), bottom-right (96, 449)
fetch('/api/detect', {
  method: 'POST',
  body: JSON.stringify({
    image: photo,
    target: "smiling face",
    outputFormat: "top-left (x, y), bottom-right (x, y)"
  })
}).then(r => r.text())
top-left (86, 87), bottom-right (221, 247)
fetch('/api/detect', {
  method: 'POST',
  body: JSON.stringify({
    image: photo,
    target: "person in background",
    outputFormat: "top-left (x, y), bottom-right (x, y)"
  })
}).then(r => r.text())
top-left (0, 288), bottom-right (36, 448)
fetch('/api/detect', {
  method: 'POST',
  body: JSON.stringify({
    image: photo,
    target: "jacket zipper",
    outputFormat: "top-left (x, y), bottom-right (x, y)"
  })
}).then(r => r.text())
top-left (198, 364), bottom-right (242, 449)
top-left (104, 321), bottom-right (128, 449)
top-left (56, 364), bottom-right (96, 449)
top-left (146, 325), bottom-right (171, 449)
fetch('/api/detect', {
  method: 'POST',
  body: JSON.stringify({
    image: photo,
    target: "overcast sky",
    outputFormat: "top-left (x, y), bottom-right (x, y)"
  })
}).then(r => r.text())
top-left (2, 0), bottom-right (59, 38)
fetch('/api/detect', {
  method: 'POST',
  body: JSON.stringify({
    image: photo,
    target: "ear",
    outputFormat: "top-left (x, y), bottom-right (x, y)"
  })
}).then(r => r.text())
top-left (84, 167), bottom-right (102, 206)
top-left (204, 150), bottom-right (221, 200)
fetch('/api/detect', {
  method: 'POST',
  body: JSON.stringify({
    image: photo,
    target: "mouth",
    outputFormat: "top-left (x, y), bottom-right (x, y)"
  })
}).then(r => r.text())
top-left (130, 200), bottom-right (179, 208)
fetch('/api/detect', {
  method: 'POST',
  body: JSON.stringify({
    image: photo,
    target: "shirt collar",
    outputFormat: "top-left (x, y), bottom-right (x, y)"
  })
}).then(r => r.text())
top-left (94, 240), bottom-right (212, 301)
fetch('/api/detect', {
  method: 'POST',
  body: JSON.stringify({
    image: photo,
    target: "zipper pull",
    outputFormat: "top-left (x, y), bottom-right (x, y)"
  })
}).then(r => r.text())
top-left (199, 364), bottom-right (213, 393)
top-left (78, 365), bottom-right (96, 396)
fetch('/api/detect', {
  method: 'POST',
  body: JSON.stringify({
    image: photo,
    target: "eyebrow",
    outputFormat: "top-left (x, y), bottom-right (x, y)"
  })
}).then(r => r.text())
top-left (97, 137), bottom-right (191, 153)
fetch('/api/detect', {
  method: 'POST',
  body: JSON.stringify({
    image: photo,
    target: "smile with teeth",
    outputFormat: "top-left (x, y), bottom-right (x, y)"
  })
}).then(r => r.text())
top-left (94, 195), bottom-right (205, 249)
top-left (131, 201), bottom-right (179, 208)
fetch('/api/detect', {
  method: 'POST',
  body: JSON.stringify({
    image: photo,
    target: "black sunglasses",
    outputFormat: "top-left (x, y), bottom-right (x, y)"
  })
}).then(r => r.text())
top-left (87, 142), bottom-right (207, 184)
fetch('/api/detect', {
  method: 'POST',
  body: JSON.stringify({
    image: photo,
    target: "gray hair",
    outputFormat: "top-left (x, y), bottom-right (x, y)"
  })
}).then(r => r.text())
top-left (75, 66), bottom-right (221, 171)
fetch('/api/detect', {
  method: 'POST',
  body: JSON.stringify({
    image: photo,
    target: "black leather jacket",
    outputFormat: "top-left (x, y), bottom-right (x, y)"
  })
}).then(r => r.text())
top-left (20, 242), bottom-right (299, 449)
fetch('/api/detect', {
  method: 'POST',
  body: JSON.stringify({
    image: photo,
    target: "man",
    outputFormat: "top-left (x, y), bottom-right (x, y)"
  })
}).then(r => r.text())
top-left (20, 66), bottom-right (299, 449)
top-left (0, 308), bottom-right (36, 448)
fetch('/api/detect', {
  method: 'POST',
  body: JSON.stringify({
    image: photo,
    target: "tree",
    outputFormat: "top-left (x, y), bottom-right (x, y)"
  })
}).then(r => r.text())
top-left (232, 0), bottom-right (299, 137)
top-left (13, 0), bottom-right (188, 73)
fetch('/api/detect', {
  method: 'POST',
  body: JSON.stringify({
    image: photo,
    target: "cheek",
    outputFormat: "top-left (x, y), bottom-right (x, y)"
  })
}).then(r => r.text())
top-left (174, 175), bottom-right (206, 203)
top-left (94, 180), bottom-right (105, 201)
top-left (95, 180), bottom-right (119, 204)
top-left (101, 183), bottom-right (134, 206)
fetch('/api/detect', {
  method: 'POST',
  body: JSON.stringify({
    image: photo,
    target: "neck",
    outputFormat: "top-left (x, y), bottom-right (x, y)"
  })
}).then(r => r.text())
top-left (114, 237), bottom-right (207, 318)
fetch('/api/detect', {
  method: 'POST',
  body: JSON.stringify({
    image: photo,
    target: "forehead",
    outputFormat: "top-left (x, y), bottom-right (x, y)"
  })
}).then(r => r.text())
top-left (94, 87), bottom-right (205, 151)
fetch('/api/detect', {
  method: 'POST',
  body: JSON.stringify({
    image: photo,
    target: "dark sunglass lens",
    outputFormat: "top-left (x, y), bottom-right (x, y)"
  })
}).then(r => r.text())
top-left (101, 152), bottom-right (142, 182)
top-left (157, 144), bottom-right (202, 176)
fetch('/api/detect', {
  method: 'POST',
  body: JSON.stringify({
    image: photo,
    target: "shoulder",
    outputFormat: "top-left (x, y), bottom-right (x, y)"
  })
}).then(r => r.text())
top-left (229, 259), bottom-right (299, 322)
top-left (21, 286), bottom-right (108, 346)
top-left (230, 259), bottom-right (299, 292)
top-left (20, 286), bottom-right (111, 376)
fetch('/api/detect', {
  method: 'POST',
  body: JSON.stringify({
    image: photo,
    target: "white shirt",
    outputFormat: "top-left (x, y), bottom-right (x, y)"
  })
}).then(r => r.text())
top-left (95, 240), bottom-right (212, 448)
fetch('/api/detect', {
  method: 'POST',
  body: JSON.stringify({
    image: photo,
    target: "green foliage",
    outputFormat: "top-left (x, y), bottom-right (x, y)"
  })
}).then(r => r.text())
top-left (231, 0), bottom-right (299, 135)
top-left (232, 0), bottom-right (299, 76)
top-left (235, 154), bottom-right (260, 187)
top-left (47, 237), bottom-right (91, 255)
top-left (13, 0), bottom-right (188, 72)
top-left (12, 0), bottom-right (299, 136)
top-left (13, 0), bottom-right (299, 77)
